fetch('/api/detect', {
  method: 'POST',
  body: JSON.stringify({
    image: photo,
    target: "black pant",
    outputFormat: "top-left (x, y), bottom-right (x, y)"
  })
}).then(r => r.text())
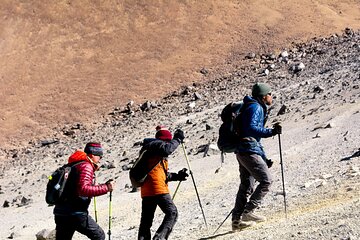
top-left (138, 194), bottom-right (178, 240)
top-left (232, 153), bottom-right (272, 221)
top-left (55, 214), bottom-right (105, 240)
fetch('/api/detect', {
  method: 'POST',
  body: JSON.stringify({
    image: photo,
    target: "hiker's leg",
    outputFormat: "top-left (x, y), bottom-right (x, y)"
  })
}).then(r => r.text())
top-left (75, 214), bottom-right (105, 240)
top-left (153, 194), bottom-right (178, 240)
top-left (54, 215), bottom-right (76, 240)
top-left (241, 153), bottom-right (272, 211)
top-left (139, 196), bottom-right (157, 240)
top-left (232, 153), bottom-right (252, 221)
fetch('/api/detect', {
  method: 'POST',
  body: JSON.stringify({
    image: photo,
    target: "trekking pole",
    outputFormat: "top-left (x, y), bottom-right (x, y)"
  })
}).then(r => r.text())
top-left (181, 143), bottom-right (208, 229)
top-left (94, 175), bottom-right (98, 222)
top-left (213, 209), bottom-right (233, 235)
top-left (277, 133), bottom-right (288, 218)
top-left (108, 191), bottom-right (112, 240)
top-left (172, 181), bottom-right (181, 200)
top-left (94, 196), bottom-right (98, 222)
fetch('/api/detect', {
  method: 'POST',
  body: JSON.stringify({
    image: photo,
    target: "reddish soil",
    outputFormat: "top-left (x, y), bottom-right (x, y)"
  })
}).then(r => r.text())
top-left (1, 0), bottom-right (359, 148)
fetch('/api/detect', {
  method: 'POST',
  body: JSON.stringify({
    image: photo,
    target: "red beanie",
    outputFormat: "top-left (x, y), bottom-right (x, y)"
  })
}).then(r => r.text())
top-left (155, 125), bottom-right (173, 141)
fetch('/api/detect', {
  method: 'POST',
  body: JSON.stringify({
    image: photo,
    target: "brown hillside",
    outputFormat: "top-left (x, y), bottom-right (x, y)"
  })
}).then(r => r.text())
top-left (1, 0), bottom-right (359, 148)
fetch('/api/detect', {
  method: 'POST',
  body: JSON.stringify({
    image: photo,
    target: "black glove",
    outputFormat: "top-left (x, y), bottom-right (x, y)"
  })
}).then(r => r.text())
top-left (272, 123), bottom-right (282, 135)
top-left (167, 168), bottom-right (189, 182)
top-left (173, 129), bottom-right (185, 143)
top-left (176, 168), bottom-right (189, 181)
top-left (265, 159), bottom-right (273, 168)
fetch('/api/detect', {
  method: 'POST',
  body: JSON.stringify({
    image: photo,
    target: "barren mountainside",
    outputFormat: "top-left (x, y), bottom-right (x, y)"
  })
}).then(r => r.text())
top-left (1, 0), bottom-right (360, 149)
top-left (0, 2), bottom-right (360, 240)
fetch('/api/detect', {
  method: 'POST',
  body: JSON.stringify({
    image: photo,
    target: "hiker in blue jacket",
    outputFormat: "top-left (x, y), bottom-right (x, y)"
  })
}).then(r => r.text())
top-left (231, 82), bottom-right (282, 231)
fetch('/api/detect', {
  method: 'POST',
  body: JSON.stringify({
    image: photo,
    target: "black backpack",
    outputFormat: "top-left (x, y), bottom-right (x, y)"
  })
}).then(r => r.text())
top-left (217, 100), bottom-right (256, 153)
top-left (45, 161), bottom-right (84, 205)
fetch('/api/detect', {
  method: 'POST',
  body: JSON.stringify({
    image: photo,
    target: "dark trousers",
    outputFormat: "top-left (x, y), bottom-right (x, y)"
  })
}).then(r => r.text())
top-left (55, 214), bottom-right (105, 240)
top-left (232, 153), bottom-right (272, 221)
top-left (138, 194), bottom-right (178, 240)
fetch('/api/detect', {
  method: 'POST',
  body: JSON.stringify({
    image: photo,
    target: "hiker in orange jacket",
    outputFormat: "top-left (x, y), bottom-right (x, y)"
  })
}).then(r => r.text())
top-left (53, 142), bottom-right (115, 240)
top-left (138, 126), bottom-right (188, 240)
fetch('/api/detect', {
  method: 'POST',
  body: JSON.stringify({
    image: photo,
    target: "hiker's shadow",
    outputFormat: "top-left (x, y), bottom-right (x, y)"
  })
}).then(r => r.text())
top-left (198, 231), bottom-right (234, 240)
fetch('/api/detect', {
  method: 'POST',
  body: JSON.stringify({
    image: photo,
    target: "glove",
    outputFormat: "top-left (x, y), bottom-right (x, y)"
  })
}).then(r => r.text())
top-left (105, 179), bottom-right (115, 192)
top-left (167, 168), bottom-right (189, 182)
top-left (173, 129), bottom-right (185, 143)
top-left (265, 159), bottom-right (273, 168)
top-left (272, 123), bottom-right (282, 135)
top-left (176, 168), bottom-right (189, 181)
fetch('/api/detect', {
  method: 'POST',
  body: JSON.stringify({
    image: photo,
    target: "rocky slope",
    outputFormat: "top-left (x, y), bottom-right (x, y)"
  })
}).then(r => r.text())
top-left (0, 29), bottom-right (359, 239)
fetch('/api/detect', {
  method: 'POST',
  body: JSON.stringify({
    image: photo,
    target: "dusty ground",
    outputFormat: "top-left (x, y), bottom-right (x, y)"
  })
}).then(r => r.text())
top-left (0, 26), bottom-right (359, 240)
top-left (1, 0), bottom-right (360, 148)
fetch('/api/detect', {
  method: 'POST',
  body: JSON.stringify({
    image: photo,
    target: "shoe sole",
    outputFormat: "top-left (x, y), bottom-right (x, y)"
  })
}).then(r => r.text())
top-left (232, 221), bottom-right (256, 232)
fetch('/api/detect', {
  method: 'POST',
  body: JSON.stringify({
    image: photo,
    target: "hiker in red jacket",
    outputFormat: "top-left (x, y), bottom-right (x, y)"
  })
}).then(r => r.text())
top-left (138, 126), bottom-right (188, 240)
top-left (53, 142), bottom-right (115, 240)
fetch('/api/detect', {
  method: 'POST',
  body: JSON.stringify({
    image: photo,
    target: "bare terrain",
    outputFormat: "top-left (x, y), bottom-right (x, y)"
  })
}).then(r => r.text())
top-left (0, 1), bottom-right (360, 240)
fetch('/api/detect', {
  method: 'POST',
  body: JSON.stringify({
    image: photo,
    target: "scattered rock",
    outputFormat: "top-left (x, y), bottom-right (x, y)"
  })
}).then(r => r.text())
top-left (121, 165), bottom-right (131, 171)
top-left (3, 200), bottom-right (10, 208)
top-left (205, 124), bottom-right (213, 130)
top-left (277, 105), bottom-right (287, 116)
top-left (140, 101), bottom-right (152, 111)
top-left (313, 85), bottom-right (325, 93)
top-left (245, 53), bottom-right (256, 59)
top-left (280, 50), bottom-right (289, 58)
top-left (292, 62), bottom-right (305, 73)
top-left (101, 161), bottom-right (116, 169)
top-left (17, 196), bottom-right (32, 207)
top-left (193, 92), bottom-right (202, 100)
top-left (35, 229), bottom-right (56, 240)
top-left (39, 139), bottom-right (59, 147)
top-left (200, 68), bottom-right (209, 75)
top-left (188, 102), bottom-right (196, 109)
top-left (7, 232), bottom-right (15, 239)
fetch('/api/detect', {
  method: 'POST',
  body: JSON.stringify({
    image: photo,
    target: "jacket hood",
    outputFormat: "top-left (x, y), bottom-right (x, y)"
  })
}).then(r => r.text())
top-left (68, 150), bottom-right (89, 164)
top-left (243, 95), bottom-right (256, 104)
top-left (243, 95), bottom-right (266, 110)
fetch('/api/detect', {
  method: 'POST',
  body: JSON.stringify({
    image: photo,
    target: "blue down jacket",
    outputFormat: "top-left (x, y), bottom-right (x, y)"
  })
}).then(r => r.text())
top-left (236, 95), bottom-right (274, 159)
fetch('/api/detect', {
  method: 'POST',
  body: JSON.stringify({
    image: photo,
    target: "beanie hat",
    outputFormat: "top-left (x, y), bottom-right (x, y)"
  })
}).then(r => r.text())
top-left (84, 142), bottom-right (104, 157)
top-left (252, 83), bottom-right (272, 97)
top-left (155, 125), bottom-right (173, 141)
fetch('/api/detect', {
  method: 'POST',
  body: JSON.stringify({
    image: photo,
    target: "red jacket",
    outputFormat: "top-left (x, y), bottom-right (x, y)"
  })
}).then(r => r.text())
top-left (54, 150), bottom-right (108, 215)
top-left (68, 151), bottom-right (109, 197)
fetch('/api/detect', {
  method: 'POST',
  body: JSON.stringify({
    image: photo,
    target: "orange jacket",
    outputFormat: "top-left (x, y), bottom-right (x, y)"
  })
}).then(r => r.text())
top-left (141, 157), bottom-right (169, 197)
top-left (139, 138), bottom-right (180, 198)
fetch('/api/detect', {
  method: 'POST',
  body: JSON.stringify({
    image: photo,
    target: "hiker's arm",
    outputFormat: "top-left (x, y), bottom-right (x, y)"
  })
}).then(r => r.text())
top-left (149, 139), bottom-right (181, 157)
top-left (248, 106), bottom-right (273, 138)
top-left (77, 163), bottom-right (109, 197)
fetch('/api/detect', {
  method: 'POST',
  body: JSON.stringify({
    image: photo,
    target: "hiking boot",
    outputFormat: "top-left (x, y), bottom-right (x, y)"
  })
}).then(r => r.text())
top-left (231, 220), bottom-right (256, 231)
top-left (242, 211), bottom-right (266, 222)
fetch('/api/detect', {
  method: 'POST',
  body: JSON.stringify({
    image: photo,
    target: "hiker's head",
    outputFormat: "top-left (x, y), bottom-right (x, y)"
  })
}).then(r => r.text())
top-left (252, 82), bottom-right (273, 105)
top-left (84, 142), bottom-right (103, 169)
top-left (155, 125), bottom-right (173, 141)
top-left (84, 142), bottom-right (103, 157)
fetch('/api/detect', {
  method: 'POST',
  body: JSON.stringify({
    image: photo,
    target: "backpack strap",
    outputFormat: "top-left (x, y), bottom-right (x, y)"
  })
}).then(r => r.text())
top-left (67, 160), bottom-right (86, 167)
